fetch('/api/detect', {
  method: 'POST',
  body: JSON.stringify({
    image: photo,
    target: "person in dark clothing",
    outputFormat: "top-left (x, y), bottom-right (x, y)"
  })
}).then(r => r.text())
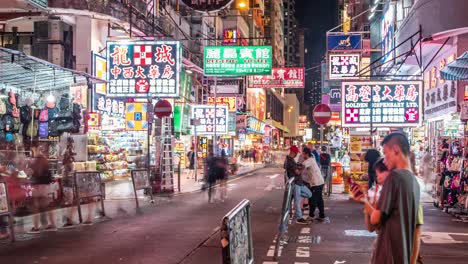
top-left (320, 146), bottom-right (332, 180)
top-left (205, 151), bottom-right (217, 203)
top-left (186, 147), bottom-right (195, 179)
top-left (29, 145), bottom-right (56, 233)
top-left (364, 149), bottom-right (381, 190)
top-left (218, 150), bottom-right (229, 202)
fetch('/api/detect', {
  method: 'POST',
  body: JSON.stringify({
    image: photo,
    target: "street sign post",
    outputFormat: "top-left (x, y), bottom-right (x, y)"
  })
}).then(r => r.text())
top-left (154, 100), bottom-right (173, 119)
top-left (313, 104), bottom-right (332, 150)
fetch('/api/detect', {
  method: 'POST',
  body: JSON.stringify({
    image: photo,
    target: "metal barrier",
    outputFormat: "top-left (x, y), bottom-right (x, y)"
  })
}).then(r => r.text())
top-left (322, 166), bottom-right (332, 196)
top-left (274, 178), bottom-right (294, 260)
top-left (0, 182), bottom-right (14, 242)
top-left (73, 171), bottom-right (106, 223)
top-left (221, 199), bottom-right (254, 264)
top-left (131, 169), bottom-right (154, 209)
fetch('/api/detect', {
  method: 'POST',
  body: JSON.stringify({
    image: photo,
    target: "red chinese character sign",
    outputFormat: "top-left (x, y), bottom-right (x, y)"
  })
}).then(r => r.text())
top-left (181, 0), bottom-right (234, 12)
top-left (329, 54), bottom-right (360, 79)
top-left (247, 67), bottom-right (305, 88)
top-left (342, 81), bottom-right (423, 127)
top-left (191, 105), bottom-right (229, 135)
top-left (107, 41), bottom-right (180, 98)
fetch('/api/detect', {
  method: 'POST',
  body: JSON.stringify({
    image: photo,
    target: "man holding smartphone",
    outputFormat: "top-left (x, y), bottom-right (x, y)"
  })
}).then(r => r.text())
top-left (352, 133), bottom-right (420, 264)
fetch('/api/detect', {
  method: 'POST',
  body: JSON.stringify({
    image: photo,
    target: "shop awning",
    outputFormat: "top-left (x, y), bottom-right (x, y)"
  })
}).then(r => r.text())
top-left (0, 47), bottom-right (106, 93)
top-left (266, 120), bottom-right (290, 134)
top-left (441, 51), bottom-right (468, 80)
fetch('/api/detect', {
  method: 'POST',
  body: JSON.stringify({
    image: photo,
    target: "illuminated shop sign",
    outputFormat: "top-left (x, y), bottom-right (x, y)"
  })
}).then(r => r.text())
top-left (247, 67), bottom-right (305, 88)
top-left (204, 46), bottom-right (272, 76)
top-left (125, 103), bottom-right (149, 131)
top-left (329, 54), bottom-right (360, 79)
top-left (246, 116), bottom-right (266, 134)
top-left (107, 41), bottom-right (180, 98)
top-left (181, 0), bottom-right (234, 12)
top-left (207, 96), bottom-right (237, 112)
top-left (327, 33), bottom-right (362, 50)
top-left (342, 81), bottom-right (423, 127)
top-left (191, 105), bottom-right (229, 135)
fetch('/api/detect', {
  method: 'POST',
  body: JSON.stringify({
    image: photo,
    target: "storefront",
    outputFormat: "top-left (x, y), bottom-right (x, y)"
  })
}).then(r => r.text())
top-left (0, 47), bottom-right (104, 217)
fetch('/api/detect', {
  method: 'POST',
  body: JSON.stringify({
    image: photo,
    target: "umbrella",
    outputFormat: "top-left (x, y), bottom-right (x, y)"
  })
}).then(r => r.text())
top-left (440, 51), bottom-right (468, 80)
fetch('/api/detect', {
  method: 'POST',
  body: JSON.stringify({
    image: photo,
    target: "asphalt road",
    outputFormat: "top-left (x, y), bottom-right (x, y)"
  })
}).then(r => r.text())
top-left (1, 166), bottom-right (468, 264)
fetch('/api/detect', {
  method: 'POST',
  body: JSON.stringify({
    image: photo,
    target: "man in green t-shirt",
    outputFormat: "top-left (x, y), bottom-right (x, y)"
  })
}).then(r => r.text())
top-left (354, 133), bottom-right (420, 264)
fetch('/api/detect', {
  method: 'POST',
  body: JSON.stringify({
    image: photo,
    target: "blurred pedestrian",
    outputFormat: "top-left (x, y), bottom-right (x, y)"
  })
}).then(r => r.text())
top-left (186, 147), bottom-right (195, 179)
top-left (218, 150), bottom-right (229, 202)
top-left (205, 150), bottom-right (217, 203)
top-left (29, 145), bottom-right (57, 233)
top-left (341, 150), bottom-right (351, 193)
top-left (364, 149), bottom-right (381, 190)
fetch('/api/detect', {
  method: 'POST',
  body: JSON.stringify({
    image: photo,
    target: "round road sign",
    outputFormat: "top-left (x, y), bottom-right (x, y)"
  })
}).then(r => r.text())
top-left (154, 100), bottom-right (172, 119)
top-left (313, 104), bottom-right (332, 125)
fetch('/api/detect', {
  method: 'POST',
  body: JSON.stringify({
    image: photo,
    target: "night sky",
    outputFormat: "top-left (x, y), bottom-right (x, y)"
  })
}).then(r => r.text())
top-left (296, 0), bottom-right (339, 66)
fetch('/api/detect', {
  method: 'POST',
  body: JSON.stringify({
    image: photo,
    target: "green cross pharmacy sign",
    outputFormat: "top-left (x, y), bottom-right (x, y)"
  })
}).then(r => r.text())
top-left (204, 46), bottom-right (272, 76)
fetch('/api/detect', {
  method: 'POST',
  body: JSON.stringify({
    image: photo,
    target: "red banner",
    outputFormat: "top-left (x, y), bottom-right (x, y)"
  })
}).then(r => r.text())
top-left (247, 67), bottom-right (305, 88)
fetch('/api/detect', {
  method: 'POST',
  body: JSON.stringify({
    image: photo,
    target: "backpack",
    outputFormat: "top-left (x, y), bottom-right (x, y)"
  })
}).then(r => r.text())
top-left (5, 132), bottom-right (14, 142)
top-left (20, 105), bottom-right (31, 124)
top-left (48, 107), bottom-right (59, 120)
top-left (72, 103), bottom-right (82, 120)
top-left (38, 122), bottom-right (49, 138)
top-left (39, 108), bottom-right (49, 122)
top-left (3, 114), bottom-right (15, 132)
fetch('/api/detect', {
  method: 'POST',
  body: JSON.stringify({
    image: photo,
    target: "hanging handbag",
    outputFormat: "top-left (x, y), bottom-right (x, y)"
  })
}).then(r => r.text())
top-left (57, 111), bottom-right (73, 120)
top-left (48, 119), bottom-right (60, 137)
top-left (57, 119), bottom-right (74, 132)
top-left (71, 118), bottom-right (81, 133)
top-left (33, 109), bottom-right (41, 120)
top-left (38, 122), bottom-right (49, 138)
top-left (0, 130), bottom-right (5, 141)
top-left (5, 132), bottom-right (14, 142)
top-left (39, 108), bottom-right (49, 122)
top-left (0, 99), bottom-right (6, 115)
top-left (13, 117), bottom-right (20, 133)
top-left (8, 91), bottom-right (16, 106)
top-left (72, 103), bottom-right (82, 119)
top-left (26, 121), bottom-right (38, 137)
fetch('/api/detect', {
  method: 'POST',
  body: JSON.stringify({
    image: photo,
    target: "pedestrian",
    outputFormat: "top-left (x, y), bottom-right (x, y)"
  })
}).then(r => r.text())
top-left (364, 148), bottom-right (381, 190)
top-left (352, 132), bottom-right (420, 264)
top-left (341, 150), bottom-right (351, 193)
top-left (320, 146), bottom-right (331, 180)
top-left (252, 148), bottom-right (257, 163)
top-left (218, 150), bottom-right (229, 202)
top-left (303, 148), bottom-right (326, 221)
top-left (29, 144), bottom-right (57, 233)
top-left (420, 148), bottom-right (433, 190)
top-left (186, 147), bottom-right (195, 179)
top-left (284, 146), bottom-right (311, 225)
top-left (309, 144), bottom-right (321, 165)
top-left (205, 150), bottom-right (217, 203)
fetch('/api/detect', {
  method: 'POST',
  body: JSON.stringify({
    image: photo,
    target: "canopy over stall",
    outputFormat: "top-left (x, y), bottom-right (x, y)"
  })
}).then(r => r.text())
top-left (0, 47), bottom-right (106, 93)
top-left (441, 51), bottom-right (468, 81)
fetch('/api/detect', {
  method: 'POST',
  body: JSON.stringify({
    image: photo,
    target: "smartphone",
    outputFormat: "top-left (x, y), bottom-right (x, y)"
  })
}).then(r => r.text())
top-left (348, 177), bottom-right (364, 198)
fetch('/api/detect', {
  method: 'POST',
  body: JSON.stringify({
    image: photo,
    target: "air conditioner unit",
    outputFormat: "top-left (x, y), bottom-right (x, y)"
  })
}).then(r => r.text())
top-left (49, 44), bottom-right (65, 67)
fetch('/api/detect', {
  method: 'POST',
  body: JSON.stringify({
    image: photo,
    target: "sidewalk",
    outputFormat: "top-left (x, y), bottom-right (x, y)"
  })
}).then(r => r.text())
top-left (1, 162), bottom-right (268, 241)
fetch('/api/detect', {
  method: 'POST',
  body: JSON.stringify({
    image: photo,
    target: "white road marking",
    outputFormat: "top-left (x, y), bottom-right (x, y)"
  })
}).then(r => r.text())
top-left (295, 262), bottom-right (309, 264)
top-left (267, 174), bottom-right (281, 179)
top-left (296, 246), bottom-right (310, 257)
top-left (263, 262), bottom-right (278, 264)
top-left (344, 229), bottom-right (377, 237)
top-left (421, 232), bottom-right (468, 244)
top-left (334, 261), bottom-right (347, 264)
top-left (264, 183), bottom-right (276, 191)
top-left (297, 235), bottom-right (312, 243)
top-left (300, 227), bottom-right (310, 234)
top-left (267, 245), bottom-right (276, 257)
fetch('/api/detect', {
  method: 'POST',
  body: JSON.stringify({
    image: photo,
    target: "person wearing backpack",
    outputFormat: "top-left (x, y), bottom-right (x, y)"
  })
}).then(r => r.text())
top-left (303, 147), bottom-right (326, 221)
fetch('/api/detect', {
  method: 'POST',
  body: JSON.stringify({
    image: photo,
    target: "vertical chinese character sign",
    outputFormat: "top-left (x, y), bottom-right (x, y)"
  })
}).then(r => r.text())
top-left (107, 41), bottom-right (180, 98)
top-left (191, 105), bottom-right (229, 135)
top-left (204, 46), bottom-right (272, 76)
top-left (329, 54), bottom-right (360, 79)
top-left (342, 81), bottom-right (423, 127)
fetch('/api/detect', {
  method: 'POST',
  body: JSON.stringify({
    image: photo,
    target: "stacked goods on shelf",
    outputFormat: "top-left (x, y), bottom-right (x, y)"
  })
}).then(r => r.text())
top-left (87, 131), bottom-right (146, 181)
top-left (349, 135), bottom-right (373, 187)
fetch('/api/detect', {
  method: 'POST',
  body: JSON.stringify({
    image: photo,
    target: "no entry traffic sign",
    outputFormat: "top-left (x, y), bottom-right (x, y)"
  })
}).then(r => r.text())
top-left (313, 104), bottom-right (332, 125)
top-left (154, 100), bottom-right (172, 119)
